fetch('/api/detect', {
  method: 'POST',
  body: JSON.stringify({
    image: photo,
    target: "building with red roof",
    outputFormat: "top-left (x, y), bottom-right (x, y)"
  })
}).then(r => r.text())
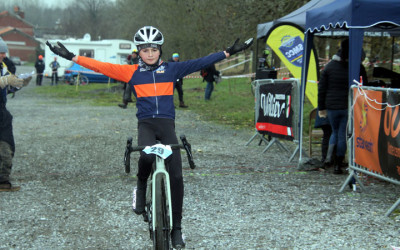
top-left (0, 6), bottom-right (40, 62)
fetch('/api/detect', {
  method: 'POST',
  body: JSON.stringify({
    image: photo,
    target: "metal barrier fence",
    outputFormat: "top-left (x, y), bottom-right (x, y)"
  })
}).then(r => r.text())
top-left (246, 79), bottom-right (300, 161)
top-left (342, 85), bottom-right (400, 216)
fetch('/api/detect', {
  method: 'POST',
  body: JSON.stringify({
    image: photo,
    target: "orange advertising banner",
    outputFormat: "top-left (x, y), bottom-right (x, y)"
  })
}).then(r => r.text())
top-left (353, 90), bottom-right (383, 173)
top-left (353, 88), bottom-right (400, 181)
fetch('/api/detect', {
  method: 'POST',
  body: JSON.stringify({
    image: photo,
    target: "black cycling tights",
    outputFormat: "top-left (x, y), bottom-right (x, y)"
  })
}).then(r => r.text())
top-left (137, 118), bottom-right (184, 224)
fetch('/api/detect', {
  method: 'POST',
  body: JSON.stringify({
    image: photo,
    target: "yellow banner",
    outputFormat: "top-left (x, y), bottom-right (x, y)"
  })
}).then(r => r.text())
top-left (266, 25), bottom-right (318, 107)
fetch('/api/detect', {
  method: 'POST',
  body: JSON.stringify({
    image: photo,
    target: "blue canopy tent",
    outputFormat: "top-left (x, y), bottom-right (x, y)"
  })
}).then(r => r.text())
top-left (256, 0), bottom-right (335, 40)
top-left (299, 0), bottom-right (400, 161)
top-left (255, 0), bottom-right (336, 72)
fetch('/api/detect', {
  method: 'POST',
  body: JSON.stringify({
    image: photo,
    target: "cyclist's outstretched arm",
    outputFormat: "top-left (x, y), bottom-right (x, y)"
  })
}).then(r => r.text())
top-left (46, 41), bottom-right (136, 83)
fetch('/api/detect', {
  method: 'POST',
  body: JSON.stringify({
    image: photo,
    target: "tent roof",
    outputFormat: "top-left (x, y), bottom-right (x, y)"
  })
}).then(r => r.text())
top-left (305, 0), bottom-right (400, 34)
top-left (256, 0), bottom-right (335, 39)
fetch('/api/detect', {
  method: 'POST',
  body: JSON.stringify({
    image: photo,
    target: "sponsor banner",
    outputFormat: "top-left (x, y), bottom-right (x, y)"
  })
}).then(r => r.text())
top-left (354, 90), bottom-right (383, 173)
top-left (378, 91), bottom-right (400, 180)
top-left (266, 24), bottom-right (319, 108)
top-left (354, 89), bottom-right (400, 181)
top-left (256, 82), bottom-right (294, 141)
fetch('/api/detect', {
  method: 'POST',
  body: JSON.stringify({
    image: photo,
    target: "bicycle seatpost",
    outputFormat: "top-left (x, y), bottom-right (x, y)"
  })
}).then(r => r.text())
top-left (180, 135), bottom-right (196, 169)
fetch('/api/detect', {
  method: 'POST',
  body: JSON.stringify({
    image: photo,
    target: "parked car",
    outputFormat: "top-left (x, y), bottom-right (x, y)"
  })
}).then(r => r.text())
top-left (9, 56), bottom-right (21, 65)
top-left (64, 62), bottom-right (117, 84)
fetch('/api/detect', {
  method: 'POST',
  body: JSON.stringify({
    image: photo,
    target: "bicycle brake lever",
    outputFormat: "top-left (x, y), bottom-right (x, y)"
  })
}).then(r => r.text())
top-left (124, 137), bottom-right (133, 173)
top-left (180, 135), bottom-right (196, 169)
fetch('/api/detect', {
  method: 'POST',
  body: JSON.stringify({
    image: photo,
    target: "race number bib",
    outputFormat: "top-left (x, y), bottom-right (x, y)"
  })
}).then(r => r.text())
top-left (143, 144), bottom-right (173, 159)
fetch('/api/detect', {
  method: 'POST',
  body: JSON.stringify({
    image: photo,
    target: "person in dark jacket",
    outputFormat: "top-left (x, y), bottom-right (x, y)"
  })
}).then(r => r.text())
top-left (202, 63), bottom-right (220, 100)
top-left (0, 38), bottom-right (31, 192)
top-left (34, 55), bottom-right (45, 86)
top-left (46, 26), bottom-right (253, 248)
top-left (118, 49), bottom-right (138, 109)
top-left (318, 39), bottom-right (367, 174)
top-left (169, 53), bottom-right (188, 108)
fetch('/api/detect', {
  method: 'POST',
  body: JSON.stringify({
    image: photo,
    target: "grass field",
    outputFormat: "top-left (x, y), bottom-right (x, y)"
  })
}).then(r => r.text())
top-left (33, 78), bottom-right (315, 135)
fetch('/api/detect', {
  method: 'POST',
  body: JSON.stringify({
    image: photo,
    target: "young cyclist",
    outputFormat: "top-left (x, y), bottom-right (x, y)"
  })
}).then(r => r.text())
top-left (46, 26), bottom-right (252, 248)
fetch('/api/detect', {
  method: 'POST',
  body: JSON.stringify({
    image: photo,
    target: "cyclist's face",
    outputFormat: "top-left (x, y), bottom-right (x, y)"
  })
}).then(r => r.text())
top-left (139, 48), bottom-right (160, 65)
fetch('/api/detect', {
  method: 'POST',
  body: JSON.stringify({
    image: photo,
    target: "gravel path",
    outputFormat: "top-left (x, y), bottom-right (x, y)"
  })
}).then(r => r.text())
top-left (1, 68), bottom-right (400, 249)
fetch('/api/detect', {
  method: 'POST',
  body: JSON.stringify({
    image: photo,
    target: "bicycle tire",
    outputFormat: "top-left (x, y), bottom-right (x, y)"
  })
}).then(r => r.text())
top-left (79, 75), bottom-right (89, 85)
top-left (153, 175), bottom-right (170, 250)
top-left (146, 179), bottom-right (152, 239)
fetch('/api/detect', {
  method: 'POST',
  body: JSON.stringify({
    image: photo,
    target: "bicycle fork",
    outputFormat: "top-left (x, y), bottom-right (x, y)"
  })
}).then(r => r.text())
top-left (152, 156), bottom-right (173, 232)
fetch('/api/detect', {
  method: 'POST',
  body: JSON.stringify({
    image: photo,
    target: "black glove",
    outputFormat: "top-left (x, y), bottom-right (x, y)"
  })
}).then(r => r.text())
top-left (46, 41), bottom-right (76, 61)
top-left (226, 38), bottom-right (254, 56)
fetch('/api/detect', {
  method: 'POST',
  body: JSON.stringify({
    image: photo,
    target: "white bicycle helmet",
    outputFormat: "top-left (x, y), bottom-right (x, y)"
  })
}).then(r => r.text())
top-left (134, 26), bottom-right (164, 47)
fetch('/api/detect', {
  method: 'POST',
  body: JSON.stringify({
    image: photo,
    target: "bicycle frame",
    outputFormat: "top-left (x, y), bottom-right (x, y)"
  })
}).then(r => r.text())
top-left (151, 152), bottom-right (173, 232)
top-left (124, 134), bottom-right (195, 249)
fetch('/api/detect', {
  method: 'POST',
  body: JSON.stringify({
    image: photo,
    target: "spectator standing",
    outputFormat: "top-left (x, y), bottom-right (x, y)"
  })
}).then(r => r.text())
top-left (201, 63), bottom-right (220, 100)
top-left (318, 39), bottom-right (368, 174)
top-left (168, 53), bottom-right (188, 108)
top-left (119, 49), bottom-right (139, 109)
top-left (0, 38), bottom-right (31, 191)
top-left (35, 55), bottom-right (45, 86)
top-left (318, 39), bottom-right (367, 174)
top-left (318, 40), bottom-right (349, 174)
top-left (49, 57), bottom-right (60, 85)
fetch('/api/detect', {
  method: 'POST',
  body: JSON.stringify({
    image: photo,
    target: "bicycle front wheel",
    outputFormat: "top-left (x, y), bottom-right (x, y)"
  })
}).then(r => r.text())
top-left (153, 175), bottom-right (170, 250)
top-left (79, 75), bottom-right (89, 85)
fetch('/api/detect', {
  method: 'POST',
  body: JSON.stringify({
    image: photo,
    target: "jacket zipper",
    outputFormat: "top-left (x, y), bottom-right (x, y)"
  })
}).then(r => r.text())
top-left (153, 71), bottom-right (159, 117)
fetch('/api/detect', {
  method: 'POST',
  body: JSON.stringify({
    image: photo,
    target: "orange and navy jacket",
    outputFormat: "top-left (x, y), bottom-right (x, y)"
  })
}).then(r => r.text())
top-left (77, 52), bottom-right (226, 120)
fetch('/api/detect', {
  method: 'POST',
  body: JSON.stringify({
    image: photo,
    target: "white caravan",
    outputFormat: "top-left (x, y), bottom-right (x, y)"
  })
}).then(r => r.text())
top-left (44, 34), bottom-right (136, 77)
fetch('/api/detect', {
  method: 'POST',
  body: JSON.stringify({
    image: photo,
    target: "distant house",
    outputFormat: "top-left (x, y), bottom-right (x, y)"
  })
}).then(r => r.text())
top-left (0, 6), bottom-right (40, 62)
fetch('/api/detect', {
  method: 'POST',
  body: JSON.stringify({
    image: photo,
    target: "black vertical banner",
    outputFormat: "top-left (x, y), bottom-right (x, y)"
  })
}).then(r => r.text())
top-left (378, 91), bottom-right (400, 181)
top-left (256, 82), bottom-right (294, 141)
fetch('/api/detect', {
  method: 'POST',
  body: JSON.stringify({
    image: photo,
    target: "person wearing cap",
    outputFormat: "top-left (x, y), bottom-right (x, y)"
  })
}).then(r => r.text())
top-left (34, 55), bottom-right (45, 86)
top-left (49, 57), bottom-right (60, 85)
top-left (127, 48), bottom-right (139, 65)
top-left (169, 53), bottom-right (188, 108)
top-left (0, 38), bottom-right (31, 191)
top-left (119, 49), bottom-right (139, 109)
top-left (46, 26), bottom-right (253, 248)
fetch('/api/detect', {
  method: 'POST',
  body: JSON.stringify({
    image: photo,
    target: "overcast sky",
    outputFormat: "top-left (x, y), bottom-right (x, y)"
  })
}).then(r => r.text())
top-left (43, 0), bottom-right (74, 8)
top-left (2, 0), bottom-right (74, 9)
top-left (3, 0), bottom-right (116, 9)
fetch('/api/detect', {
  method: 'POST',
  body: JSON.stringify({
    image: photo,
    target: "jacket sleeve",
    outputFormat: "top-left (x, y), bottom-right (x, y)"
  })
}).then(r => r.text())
top-left (210, 64), bottom-right (219, 75)
top-left (76, 56), bottom-right (138, 83)
top-left (3, 58), bottom-right (16, 75)
top-left (318, 67), bottom-right (329, 110)
top-left (173, 52), bottom-right (226, 80)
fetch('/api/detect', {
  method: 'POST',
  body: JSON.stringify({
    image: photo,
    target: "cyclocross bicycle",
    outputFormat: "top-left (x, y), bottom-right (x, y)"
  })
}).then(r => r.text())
top-left (124, 135), bottom-right (195, 250)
